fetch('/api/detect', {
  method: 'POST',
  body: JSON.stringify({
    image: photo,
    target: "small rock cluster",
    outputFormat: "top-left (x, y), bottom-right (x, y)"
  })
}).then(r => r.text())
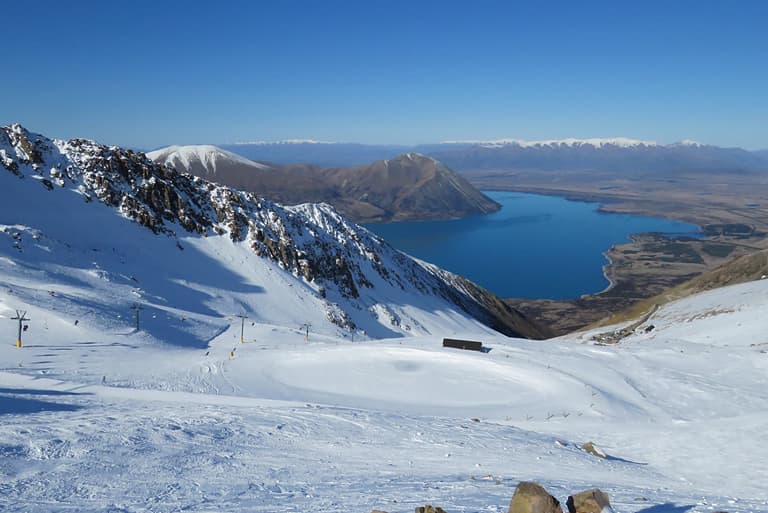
top-left (371, 481), bottom-right (615, 513)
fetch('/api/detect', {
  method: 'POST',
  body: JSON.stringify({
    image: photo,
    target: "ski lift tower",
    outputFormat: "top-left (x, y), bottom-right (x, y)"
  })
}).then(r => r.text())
top-left (236, 313), bottom-right (248, 343)
top-left (300, 322), bottom-right (311, 343)
top-left (130, 303), bottom-right (143, 331)
top-left (11, 310), bottom-right (30, 348)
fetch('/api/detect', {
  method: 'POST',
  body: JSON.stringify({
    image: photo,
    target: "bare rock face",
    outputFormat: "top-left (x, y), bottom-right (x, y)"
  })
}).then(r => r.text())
top-left (508, 482), bottom-right (563, 513)
top-left (566, 488), bottom-right (613, 513)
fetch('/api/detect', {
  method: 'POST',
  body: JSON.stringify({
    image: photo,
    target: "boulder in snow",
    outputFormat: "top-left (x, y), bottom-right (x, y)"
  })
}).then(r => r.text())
top-left (415, 506), bottom-right (447, 513)
top-left (508, 481), bottom-right (563, 513)
top-left (581, 441), bottom-right (607, 459)
top-left (566, 488), bottom-right (613, 513)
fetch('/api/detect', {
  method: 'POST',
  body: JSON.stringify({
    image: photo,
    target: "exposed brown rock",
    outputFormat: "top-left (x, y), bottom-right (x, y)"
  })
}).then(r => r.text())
top-left (566, 488), bottom-right (613, 513)
top-left (415, 506), bottom-right (447, 513)
top-left (508, 482), bottom-right (563, 513)
top-left (581, 441), bottom-right (607, 459)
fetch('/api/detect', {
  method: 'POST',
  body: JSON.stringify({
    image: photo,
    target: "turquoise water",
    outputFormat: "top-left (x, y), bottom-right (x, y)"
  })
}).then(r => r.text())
top-left (365, 191), bottom-right (700, 299)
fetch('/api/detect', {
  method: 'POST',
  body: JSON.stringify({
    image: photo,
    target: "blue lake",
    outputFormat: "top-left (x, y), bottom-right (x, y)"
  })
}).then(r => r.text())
top-left (365, 191), bottom-right (700, 299)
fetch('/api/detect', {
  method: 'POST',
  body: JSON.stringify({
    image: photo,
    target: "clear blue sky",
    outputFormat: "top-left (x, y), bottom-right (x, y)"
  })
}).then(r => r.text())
top-left (2, 0), bottom-right (767, 149)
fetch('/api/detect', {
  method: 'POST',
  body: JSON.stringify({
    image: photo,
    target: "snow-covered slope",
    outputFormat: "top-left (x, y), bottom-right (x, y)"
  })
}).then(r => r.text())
top-left (0, 263), bottom-right (766, 511)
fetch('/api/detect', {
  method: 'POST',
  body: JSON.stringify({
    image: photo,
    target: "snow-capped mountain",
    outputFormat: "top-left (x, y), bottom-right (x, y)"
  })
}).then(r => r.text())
top-left (428, 138), bottom-right (768, 173)
top-left (221, 138), bottom-right (768, 172)
top-left (0, 124), bottom-right (545, 342)
top-left (440, 137), bottom-right (660, 149)
top-left (147, 145), bottom-right (272, 175)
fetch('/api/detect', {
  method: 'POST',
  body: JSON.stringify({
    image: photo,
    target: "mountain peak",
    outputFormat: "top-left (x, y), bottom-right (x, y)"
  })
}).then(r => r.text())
top-left (671, 139), bottom-right (706, 147)
top-left (148, 145), bottom-right (270, 175)
top-left (391, 152), bottom-right (434, 163)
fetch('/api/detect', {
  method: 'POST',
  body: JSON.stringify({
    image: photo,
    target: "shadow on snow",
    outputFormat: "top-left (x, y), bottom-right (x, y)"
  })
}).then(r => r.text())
top-left (0, 387), bottom-right (86, 415)
top-left (635, 504), bottom-right (695, 513)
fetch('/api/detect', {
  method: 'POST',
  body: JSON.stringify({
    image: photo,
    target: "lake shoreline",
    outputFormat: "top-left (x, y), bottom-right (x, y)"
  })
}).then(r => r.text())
top-left (458, 171), bottom-right (768, 335)
top-left (506, 228), bottom-right (763, 336)
top-left (369, 188), bottom-right (766, 335)
top-left (368, 190), bottom-right (701, 301)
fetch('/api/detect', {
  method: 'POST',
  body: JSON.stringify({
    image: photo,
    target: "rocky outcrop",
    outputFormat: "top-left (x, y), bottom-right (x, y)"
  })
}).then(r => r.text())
top-left (508, 482), bottom-right (563, 513)
top-left (566, 489), bottom-right (613, 513)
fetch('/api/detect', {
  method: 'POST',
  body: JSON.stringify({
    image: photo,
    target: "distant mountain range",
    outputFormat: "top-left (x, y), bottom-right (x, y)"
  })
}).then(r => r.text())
top-left (428, 139), bottom-right (768, 173)
top-left (1, 124), bottom-right (545, 339)
top-left (220, 138), bottom-right (768, 173)
top-left (149, 147), bottom-right (500, 223)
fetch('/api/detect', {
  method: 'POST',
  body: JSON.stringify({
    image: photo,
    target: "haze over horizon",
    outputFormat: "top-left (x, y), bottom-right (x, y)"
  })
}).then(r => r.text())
top-left (2, 0), bottom-right (767, 150)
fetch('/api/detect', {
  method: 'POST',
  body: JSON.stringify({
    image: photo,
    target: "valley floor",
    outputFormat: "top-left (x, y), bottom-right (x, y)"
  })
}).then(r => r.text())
top-left (2, 279), bottom-right (768, 512)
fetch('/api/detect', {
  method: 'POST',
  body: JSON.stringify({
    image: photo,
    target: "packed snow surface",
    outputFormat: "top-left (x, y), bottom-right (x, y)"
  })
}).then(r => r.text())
top-left (1, 237), bottom-right (767, 512)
